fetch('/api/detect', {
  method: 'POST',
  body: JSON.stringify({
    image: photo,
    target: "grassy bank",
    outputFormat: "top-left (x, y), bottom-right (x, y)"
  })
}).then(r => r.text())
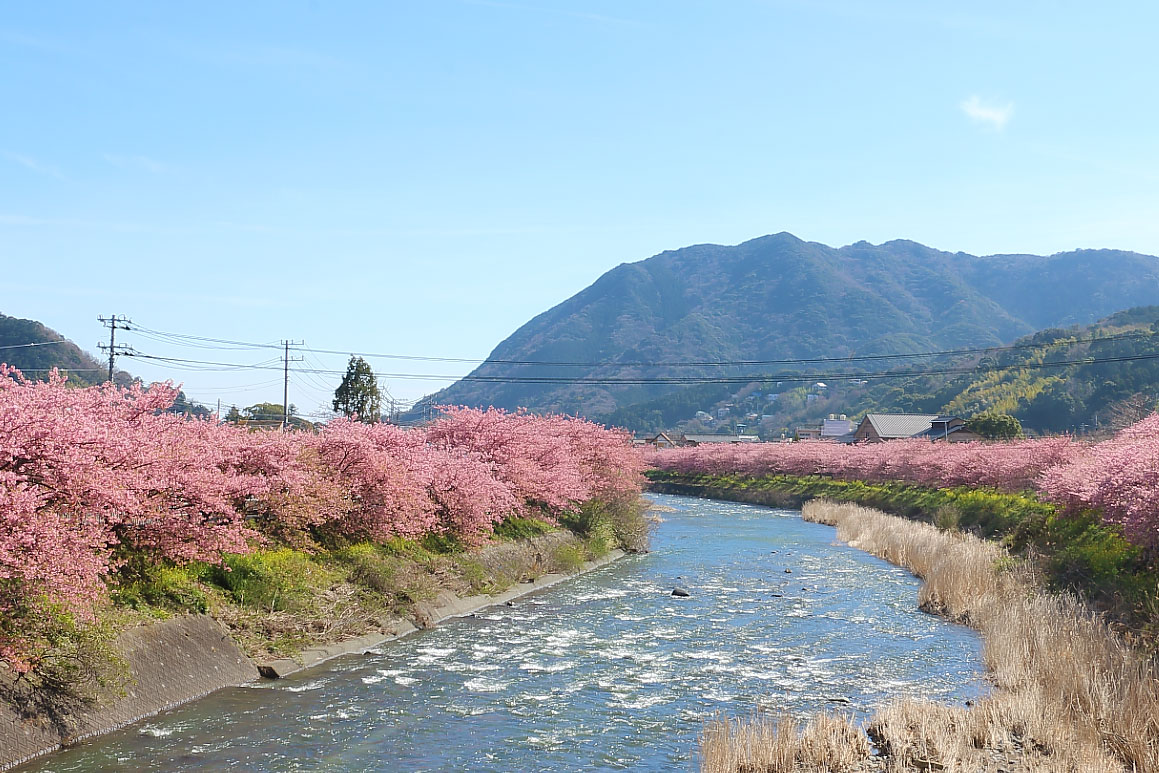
top-left (646, 470), bottom-right (1158, 644)
top-left (1, 497), bottom-right (650, 720)
top-left (111, 499), bottom-right (649, 662)
top-left (701, 501), bottom-right (1159, 773)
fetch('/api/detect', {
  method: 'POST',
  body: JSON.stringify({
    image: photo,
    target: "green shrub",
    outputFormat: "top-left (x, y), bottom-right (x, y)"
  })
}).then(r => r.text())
top-left (334, 542), bottom-right (438, 606)
top-left (551, 543), bottom-right (586, 573)
top-left (206, 549), bottom-right (339, 613)
top-left (0, 602), bottom-right (128, 704)
top-left (493, 516), bottom-right (555, 541)
top-left (111, 561), bottom-right (208, 615)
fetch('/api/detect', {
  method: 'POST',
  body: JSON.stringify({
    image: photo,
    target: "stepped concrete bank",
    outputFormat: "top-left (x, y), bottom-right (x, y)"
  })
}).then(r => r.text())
top-left (2, 549), bottom-right (626, 771)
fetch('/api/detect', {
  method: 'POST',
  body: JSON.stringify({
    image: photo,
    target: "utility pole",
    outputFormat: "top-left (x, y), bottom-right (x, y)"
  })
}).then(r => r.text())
top-left (281, 340), bottom-right (304, 429)
top-left (97, 315), bottom-right (133, 383)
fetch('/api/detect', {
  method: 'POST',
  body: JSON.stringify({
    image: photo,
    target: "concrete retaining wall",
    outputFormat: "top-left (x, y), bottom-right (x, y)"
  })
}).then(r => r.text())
top-left (2, 615), bottom-right (257, 771)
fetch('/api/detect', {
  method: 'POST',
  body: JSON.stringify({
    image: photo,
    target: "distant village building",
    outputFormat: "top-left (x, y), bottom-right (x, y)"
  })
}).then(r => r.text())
top-left (854, 414), bottom-right (939, 442)
top-left (795, 426), bottom-right (822, 441)
top-left (852, 413), bottom-right (979, 443)
top-left (643, 432), bottom-right (679, 448)
top-left (681, 433), bottom-right (760, 446)
top-left (821, 415), bottom-right (854, 438)
top-left (915, 416), bottom-right (983, 443)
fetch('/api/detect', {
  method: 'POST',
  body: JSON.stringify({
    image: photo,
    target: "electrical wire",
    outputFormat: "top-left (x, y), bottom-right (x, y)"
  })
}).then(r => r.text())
top-left (121, 349), bottom-right (1159, 386)
top-left (123, 325), bottom-right (1157, 368)
top-left (0, 340), bottom-right (71, 351)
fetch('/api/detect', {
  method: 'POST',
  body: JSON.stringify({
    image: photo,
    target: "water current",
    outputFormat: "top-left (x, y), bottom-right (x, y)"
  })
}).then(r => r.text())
top-left (26, 494), bottom-right (985, 771)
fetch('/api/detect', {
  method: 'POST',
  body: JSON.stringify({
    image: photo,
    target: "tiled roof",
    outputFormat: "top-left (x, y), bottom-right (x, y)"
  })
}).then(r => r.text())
top-left (683, 434), bottom-right (760, 444)
top-left (863, 413), bottom-right (938, 438)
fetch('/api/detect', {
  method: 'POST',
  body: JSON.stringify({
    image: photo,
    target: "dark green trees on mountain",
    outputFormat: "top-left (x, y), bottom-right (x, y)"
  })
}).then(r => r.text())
top-left (333, 356), bottom-right (382, 422)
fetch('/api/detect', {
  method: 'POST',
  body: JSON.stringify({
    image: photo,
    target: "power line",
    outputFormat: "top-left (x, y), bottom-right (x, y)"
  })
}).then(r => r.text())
top-left (122, 348), bottom-right (1159, 386)
top-left (0, 340), bottom-right (71, 351)
top-left (124, 324), bottom-right (1156, 369)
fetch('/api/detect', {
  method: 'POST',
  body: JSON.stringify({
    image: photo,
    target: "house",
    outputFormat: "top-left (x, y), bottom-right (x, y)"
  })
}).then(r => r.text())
top-left (853, 413), bottom-right (939, 442)
top-left (643, 432), bottom-right (679, 448)
top-left (795, 426), bottom-right (822, 440)
top-left (681, 433), bottom-right (760, 446)
top-left (915, 416), bottom-right (983, 443)
top-left (852, 413), bottom-right (980, 443)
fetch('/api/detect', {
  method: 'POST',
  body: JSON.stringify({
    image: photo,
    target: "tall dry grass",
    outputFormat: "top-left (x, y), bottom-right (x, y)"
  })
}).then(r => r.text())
top-left (701, 713), bottom-right (870, 773)
top-left (702, 500), bottom-right (1159, 772)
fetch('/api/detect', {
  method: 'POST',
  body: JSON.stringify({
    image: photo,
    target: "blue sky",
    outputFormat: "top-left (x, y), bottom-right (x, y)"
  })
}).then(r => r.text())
top-left (3, 1), bottom-right (1158, 416)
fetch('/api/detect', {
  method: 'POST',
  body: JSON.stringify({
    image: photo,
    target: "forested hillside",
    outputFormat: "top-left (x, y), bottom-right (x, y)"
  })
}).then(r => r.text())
top-left (421, 233), bottom-right (1159, 423)
top-left (0, 313), bottom-right (117, 386)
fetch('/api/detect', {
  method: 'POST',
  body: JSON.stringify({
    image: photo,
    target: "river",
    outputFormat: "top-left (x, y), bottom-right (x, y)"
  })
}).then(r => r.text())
top-left (25, 494), bottom-right (985, 772)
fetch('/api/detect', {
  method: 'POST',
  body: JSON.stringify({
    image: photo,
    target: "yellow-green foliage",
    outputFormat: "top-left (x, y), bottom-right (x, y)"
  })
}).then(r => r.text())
top-left (493, 516), bottom-right (556, 541)
top-left (335, 542), bottom-right (438, 605)
top-left (111, 562), bottom-right (208, 615)
top-left (551, 542), bottom-right (587, 573)
top-left (945, 370), bottom-right (1060, 416)
top-left (210, 549), bottom-right (341, 613)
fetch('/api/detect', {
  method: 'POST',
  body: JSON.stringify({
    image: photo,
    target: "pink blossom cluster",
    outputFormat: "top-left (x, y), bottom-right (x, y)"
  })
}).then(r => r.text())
top-left (646, 436), bottom-right (1079, 491)
top-left (1038, 414), bottom-right (1159, 546)
top-left (648, 417), bottom-right (1159, 547)
top-left (0, 367), bottom-right (644, 665)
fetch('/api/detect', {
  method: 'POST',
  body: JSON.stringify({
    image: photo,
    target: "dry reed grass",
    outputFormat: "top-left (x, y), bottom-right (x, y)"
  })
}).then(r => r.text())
top-left (701, 500), bottom-right (1159, 773)
top-left (701, 713), bottom-right (871, 772)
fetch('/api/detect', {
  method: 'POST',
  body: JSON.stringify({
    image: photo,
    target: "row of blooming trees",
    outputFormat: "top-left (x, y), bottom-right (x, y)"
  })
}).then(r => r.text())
top-left (647, 420), bottom-right (1159, 548)
top-left (0, 368), bottom-right (646, 669)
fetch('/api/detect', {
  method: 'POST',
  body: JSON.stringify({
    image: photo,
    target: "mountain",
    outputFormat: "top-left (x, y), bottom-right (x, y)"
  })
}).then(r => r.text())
top-left (418, 233), bottom-right (1159, 424)
top-left (0, 313), bottom-right (116, 386)
top-left (933, 307), bottom-right (1159, 434)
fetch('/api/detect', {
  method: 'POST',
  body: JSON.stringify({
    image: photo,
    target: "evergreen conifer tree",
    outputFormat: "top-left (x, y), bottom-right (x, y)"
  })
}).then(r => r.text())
top-left (333, 356), bottom-right (382, 422)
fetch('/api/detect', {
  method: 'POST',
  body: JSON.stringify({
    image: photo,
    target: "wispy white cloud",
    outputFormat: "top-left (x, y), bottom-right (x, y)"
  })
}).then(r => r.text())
top-left (960, 95), bottom-right (1014, 131)
top-left (3, 151), bottom-right (65, 179)
top-left (103, 153), bottom-right (169, 174)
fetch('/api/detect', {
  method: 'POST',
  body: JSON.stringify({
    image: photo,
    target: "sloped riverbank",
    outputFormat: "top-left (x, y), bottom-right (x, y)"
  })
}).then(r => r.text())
top-left (2, 534), bottom-right (626, 771)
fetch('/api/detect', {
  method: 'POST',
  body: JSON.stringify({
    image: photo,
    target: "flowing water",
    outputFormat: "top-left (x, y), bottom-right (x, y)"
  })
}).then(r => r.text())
top-left (26, 495), bottom-right (985, 771)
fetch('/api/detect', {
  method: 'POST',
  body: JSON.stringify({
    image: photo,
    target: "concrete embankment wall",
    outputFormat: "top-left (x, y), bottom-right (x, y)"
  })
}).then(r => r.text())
top-left (2, 547), bottom-right (627, 771)
top-left (2, 615), bottom-right (257, 771)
